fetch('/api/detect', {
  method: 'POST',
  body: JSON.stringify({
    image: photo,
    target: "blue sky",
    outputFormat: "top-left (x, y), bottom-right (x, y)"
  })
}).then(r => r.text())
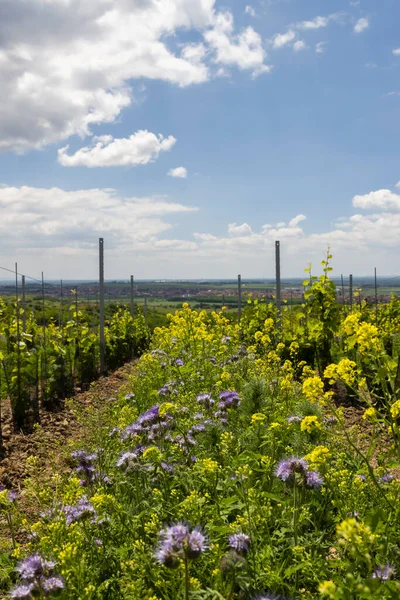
top-left (0, 0), bottom-right (399, 279)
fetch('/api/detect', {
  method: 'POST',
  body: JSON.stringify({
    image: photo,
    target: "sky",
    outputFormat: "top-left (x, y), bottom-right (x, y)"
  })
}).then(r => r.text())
top-left (0, 0), bottom-right (399, 280)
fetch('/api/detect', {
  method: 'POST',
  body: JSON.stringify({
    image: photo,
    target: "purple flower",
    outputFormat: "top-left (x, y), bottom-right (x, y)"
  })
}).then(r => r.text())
top-left (221, 336), bottom-right (231, 343)
top-left (379, 473), bottom-right (394, 484)
top-left (175, 359), bottom-right (184, 367)
top-left (0, 486), bottom-right (18, 503)
top-left (196, 394), bottom-right (215, 409)
top-left (63, 495), bottom-right (96, 526)
top-left (190, 423), bottom-right (206, 434)
top-left (41, 577), bottom-right (64, 593)
top-left (158, 385), bottom-right (171, 397)
top-left (187, 529), bottom-right (208, 559)
top-left (116, 452), bottom-right (138, 471)
top-left (228, 533), bottom-right (251, 555)
top-left (305, 470), bottom-right (324, 489)
top-left (94, 539), bottom-right (103, 547)
top-left (17, 555), bottom-right (56, 581)
top-left (287, 416), bottom-right (302, 424)
top-left (373, 564), bottom-right (395, 581)
top-left (161, 461), bottom-right (175, 473)
top-left (9, 584), bottom-right (34, 599)
top-left (219, 390), bottom-right (240, 409)
top-left (156, 523), bottom-right (208, 566)
top-left (275, 457), bottom-right (308, 482)
top-left (109, 427), bottom-right (121, 438)
top-left (125, 393), bottom-right (135, 400)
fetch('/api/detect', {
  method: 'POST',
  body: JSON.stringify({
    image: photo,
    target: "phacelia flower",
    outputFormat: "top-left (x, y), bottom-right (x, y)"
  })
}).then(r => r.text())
top-left (41, 577), bottom-right (64, 593)
top-left (63, 495), bottom-right (96, 526)
top-left (155, 523), bottom-right (208, 567)
top-left (373, 564), bottom-right (395, 581)
top-left (9, 584), bottom-right (34, 599)
top-left (275, 457), bottom-right (308, 482)
top-left (275, 456), bottom-right (323, 489)
top-left (305, 470), bottom-right (324, 489)
top-left (228, 533), bottom-right (251, 555)
top-left (116, 452), bottom-right (138, 471)
top-left (16, 555), bottom-right (56, 581)
top-left (287, 416), bottom-right (302, 424)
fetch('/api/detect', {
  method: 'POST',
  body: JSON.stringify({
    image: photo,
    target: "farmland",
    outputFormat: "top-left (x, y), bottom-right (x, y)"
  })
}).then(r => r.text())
top-left (1, 258), bottom-right (400, 599)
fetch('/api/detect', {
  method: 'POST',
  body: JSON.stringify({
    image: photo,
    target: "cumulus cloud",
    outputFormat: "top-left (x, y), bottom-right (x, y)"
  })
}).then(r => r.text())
top-left (296, 16), bottom-right (331, 30)
top-left (0, 185), bottom-right (198, 255)
top-left (353, 189), bottom-right (400, 211)
top-left (228, 223), bottom-right (252, 235)
top-left (244, 5), bottom-right (256, 17)
top-left (293, 40), bottom-right (307, 52)
top-left (316, 42), bottom-right (327, 53)
top-left (168, 166), bottom-right (188, 178)
top-left (58, 131), bottom-right (176, 167)
top-left (354, 18), bottom-right (369, 33)
top-left (271, 30), bottom-right (296, 49)
top-left (0, 0), bottom-right (269, 153)
top-left (393, 48), bottom-right (400, 56)
top-left (204, 12), bottom-right (270, 76)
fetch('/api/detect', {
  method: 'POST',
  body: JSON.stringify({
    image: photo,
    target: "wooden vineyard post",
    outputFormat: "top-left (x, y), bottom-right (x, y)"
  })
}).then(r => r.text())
top-left (99, 238), bottom-right (105, 374)
top-left (275, 240), bottom-right (281, 331)
top-left (130, 275), bottom-right (135, 317)
top-left (349, 274), bottom-right (353, 310)
top-left (21, 275), bottom-right (26, 332)
top-left (238, 274), bottom-right (242, 324)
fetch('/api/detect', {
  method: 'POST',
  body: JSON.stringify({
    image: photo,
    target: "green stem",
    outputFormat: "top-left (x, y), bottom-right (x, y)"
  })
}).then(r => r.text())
top-left (6, 512), bottom-right (16, 549)
top-left (226, 578), bottom-right (236, 600)
top-left (184, 553), bottom-right (190, 600)
top-left (293, 483), bottom-right (299, 591)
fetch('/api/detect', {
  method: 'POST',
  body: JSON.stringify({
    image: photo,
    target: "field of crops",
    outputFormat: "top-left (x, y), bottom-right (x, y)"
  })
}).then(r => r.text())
top-left (0, 297), bottom-right (150, 435)
top-left (2, 259), bottom-right (400, 599)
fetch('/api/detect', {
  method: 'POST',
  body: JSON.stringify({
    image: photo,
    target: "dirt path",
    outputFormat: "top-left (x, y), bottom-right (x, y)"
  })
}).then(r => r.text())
top-left (0, 361), bottom-right (135, 490)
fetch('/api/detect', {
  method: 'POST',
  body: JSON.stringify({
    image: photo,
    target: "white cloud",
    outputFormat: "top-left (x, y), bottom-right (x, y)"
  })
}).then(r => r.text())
top-left (296, 16), bottom-right (330, 30)
top-left (293, 40), bottom-right (307, 52)
top-left (353, 189), bottom-right (400, 210)
top-left (0, 185), bottom-right (198, 257)
top-left (0, 0), bottom-right (270, 153)
top-left (354, 18), bottom-right (369, 33)
top-left (228, 223), bottom-right (252, 235)
top-left (4, 183), bottom-right (400, 277)
top-left (393, 48), bottom-right (400, 56)
top-left (271, 30), bottom-right (296, 49)
top-left (58, 131), bottom-right (176, 167)
top-left (316, 42), bottom-right (327, 54)
top-left (244, 5), bottom-right (256, 17)
top-left (396, 181), bottom-right (400, 188)
top-left (289, 214), bottom-right (306, 227)
top-left (204, 12), bottom-right (270, 76)
top-left (168, 166), bottom-right (188, 178)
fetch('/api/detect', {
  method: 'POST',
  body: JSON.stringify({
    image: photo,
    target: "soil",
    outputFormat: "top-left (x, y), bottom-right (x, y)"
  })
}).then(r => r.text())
top-left (0, 361), bottom-right (135, 490)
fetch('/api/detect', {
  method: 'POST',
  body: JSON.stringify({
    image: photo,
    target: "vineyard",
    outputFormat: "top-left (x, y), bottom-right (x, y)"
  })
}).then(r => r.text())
top-left (1, 255), bottom-right (400, 599)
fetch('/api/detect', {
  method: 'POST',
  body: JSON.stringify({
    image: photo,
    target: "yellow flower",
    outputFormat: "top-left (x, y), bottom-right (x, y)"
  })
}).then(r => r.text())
top-left (251, 413), bottom-right (267, 425)
top-left (324, 358), bottom-right (358, 387)
top-left (269, 422), bottom-right (281, 430)
top-left (196, 458), bottom-right (219, 474)
top-left (390, 400), bottom-right (400, 419)
top-left (362, 407), bottom-right (377, 421)
top-left (319, 580), bottom-right (337, 597)
top-left (300, 415), bottom-right (321, 433)
top-left (304, 445), bottom-right (330, 467)
top-left (337, 518), bottom-right (376, 547)
top-left (302, 376), bottom-right (324, 403)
